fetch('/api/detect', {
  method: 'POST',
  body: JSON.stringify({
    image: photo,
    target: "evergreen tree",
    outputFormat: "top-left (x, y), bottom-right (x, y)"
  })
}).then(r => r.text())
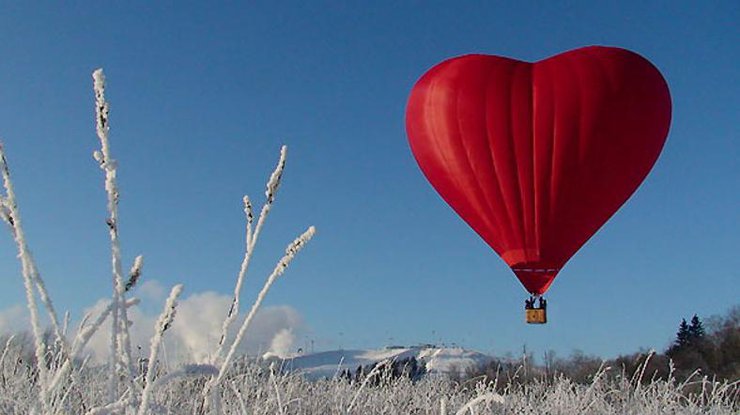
top-left (688, 314), bottom-right (706, 341)
top-left (675, 318), bottom-right (690, 348)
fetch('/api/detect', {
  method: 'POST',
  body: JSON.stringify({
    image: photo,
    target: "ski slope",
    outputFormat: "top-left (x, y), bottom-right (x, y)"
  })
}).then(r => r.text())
top-left (263, 346), bottom-right (492, 379)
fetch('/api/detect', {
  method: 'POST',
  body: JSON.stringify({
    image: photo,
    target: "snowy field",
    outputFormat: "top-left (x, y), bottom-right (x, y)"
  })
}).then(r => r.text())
top-left (1, 337), bottom-right (737, 414)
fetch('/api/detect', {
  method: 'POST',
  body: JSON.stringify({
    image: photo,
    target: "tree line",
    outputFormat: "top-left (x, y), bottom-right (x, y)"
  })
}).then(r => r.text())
top-left (464, 305), bottom-right (739, 386)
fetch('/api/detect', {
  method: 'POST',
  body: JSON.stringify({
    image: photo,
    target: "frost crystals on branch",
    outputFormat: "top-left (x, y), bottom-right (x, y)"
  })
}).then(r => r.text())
top-left (138, 284), bottom-right (184, 415)
top-left (0, 143), bottom-right (52, 412)
top-left (0, 143), bottom-right (82, 412)
top-left (93, 69), bottom-right (138, 402)
top-left (214, 146), bottom-right (288, 366)
top-left (203, 146), bottom-right (316, 414)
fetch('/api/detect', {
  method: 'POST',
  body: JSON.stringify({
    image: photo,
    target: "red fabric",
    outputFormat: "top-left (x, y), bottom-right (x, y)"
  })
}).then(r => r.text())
top-left (406, 46), bottom-right (671, 295)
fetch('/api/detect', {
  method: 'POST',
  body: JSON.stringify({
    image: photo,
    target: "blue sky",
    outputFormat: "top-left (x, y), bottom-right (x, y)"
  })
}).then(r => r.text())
top-left (0, 2), bottom-right (737, 360)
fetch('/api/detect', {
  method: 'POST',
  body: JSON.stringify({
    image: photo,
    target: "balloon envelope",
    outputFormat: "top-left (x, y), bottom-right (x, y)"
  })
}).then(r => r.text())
top-left (406, 46), bottom-right (671, 295)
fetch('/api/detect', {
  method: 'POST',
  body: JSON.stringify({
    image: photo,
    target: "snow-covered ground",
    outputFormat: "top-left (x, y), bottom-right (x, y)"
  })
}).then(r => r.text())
top-left (263, 346), bottom-right (492, 378)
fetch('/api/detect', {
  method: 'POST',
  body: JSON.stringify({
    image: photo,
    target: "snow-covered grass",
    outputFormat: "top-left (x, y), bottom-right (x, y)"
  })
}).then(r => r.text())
top-left (0, 336), bottom-right (737, 414)
top-left (0, 69), bottom-right (737, 414)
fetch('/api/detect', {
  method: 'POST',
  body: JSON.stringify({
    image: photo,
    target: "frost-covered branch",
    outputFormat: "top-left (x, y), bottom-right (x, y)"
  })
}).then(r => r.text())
top-left (213, 197), bottom-right (253, 365)
top-left (251, 146), bottom-right (286, 251)
top-left (348, 359), bottom-right (392, 413)
top-left (138, 284), bottom-right (183, 415)
top-left (0, 143), bottom-right (51, 412)
top-left (125, 255), bottom-right (144, 292)
top-left (204, 224), bottom-right (315, 411)
top-left (217, 225), bottom-right (314, 385)
top-left (93, 68), bottom-right (135, 400)
top-left (48, 297), bottom-right (141, 395)
top-left (214, 147), bottom-right (286, 366)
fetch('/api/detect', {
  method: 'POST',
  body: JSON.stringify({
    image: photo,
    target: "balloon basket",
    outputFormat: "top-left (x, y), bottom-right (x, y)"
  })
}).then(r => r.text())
top-left (526, 308), bottom-right (547, 324)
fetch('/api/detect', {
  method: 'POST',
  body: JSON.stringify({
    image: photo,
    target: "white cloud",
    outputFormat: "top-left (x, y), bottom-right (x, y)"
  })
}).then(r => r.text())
top-left (170, 291), bottom-right (233, 362)
top-left (0, 280), bottom-right (309, 366)
top-left (245, 306), bottom-right (304, 355)
top-left (81, 282), bottom-right (308, 365)
top-left (137, 280), bottom-right (166, 302)
top-left (0, 304), bottom-right (28, 336)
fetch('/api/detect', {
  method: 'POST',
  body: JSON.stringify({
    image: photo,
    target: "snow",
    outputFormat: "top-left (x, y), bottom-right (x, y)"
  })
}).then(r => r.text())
top-left (263, 346), bottom-right (493, 379)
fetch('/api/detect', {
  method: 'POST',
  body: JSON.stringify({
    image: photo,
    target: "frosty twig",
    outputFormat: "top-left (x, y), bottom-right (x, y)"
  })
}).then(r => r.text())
top-left (214, 147), bottom-right (287, 365)
top-left (138, 284), bottom-right (183, 415)
top-left (93, 69), bottom-right (135, 400)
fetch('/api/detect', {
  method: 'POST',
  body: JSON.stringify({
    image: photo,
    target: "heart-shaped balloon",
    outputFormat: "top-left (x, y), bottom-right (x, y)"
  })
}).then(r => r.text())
top-left (406, 46), bottom-right (671, 295)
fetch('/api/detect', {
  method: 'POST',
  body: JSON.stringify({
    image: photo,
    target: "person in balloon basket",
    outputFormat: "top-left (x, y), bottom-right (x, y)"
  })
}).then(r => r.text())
top-left (525, 296), bottom-right (547, 310)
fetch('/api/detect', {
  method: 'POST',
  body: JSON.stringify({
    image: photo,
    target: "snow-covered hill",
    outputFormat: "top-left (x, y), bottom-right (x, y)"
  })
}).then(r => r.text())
top-left (262, 346), bottom-right (492, 379)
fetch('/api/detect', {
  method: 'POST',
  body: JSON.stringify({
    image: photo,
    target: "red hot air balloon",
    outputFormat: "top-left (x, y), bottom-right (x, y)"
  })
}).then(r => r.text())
top-left (406, 46), bottom-right (671, 303)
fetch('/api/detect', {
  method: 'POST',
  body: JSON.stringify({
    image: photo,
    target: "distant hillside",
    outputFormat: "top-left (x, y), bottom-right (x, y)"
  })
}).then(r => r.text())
top-left (262, 346), bottom-right (492, 379)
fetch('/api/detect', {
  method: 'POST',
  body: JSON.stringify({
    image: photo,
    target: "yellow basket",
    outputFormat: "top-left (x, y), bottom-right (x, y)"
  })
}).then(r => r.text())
top-left (526, 308), bottom-right (547, 324)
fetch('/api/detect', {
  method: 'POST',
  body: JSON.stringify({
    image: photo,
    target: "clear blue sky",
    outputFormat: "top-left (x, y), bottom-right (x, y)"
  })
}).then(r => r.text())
top-left (0, 2), bottom-right (737, 360)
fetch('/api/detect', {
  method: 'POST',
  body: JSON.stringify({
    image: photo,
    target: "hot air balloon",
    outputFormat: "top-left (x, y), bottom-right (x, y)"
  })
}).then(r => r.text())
top-left (405, 46), bottom-right (671, 323)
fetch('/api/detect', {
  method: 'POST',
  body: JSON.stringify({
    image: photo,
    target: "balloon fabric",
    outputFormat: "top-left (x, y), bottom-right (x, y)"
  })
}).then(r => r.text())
top-left (406, 46), bottom-right (671, 295)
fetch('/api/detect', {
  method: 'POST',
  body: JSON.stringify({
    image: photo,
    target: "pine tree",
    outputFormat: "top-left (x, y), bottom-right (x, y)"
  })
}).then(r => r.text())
top-left (675, 318), bottom-right (690, 348)
top-left (688, 314), bottom-right (706, 341)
